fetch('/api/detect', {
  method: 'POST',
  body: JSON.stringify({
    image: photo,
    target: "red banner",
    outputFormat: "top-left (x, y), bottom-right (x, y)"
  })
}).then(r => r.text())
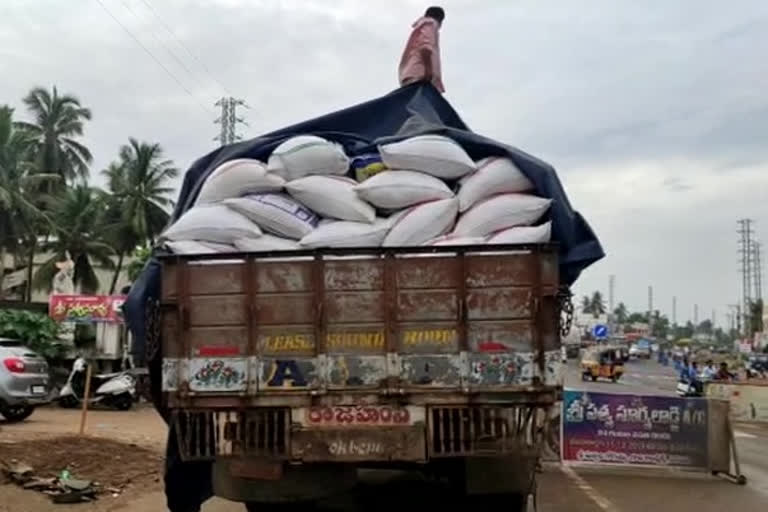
top-left (49, 295), bottom-right (127, 324)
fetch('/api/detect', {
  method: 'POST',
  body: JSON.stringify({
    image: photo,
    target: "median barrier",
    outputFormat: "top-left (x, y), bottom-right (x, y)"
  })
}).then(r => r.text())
top-left (706, 381), bottom-right (768, 423)
top-left (559, 389), bottom-right (743, 483)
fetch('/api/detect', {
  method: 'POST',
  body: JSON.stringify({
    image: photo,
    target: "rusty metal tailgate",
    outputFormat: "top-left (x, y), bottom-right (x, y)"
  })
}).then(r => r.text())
top-left (157, 245), bottom-right (561, 401)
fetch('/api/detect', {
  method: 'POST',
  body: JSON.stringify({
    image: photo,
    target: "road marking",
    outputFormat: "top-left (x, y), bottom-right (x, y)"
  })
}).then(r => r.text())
top-left (561, 465), bottom-right (621, 512)
top-left (734, 430), bottom-right (757, 439)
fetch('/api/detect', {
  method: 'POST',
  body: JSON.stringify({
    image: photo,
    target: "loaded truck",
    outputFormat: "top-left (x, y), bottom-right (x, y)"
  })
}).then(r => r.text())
top-left (127, 82), bottom-right (603, 512)
top-left (149, 243), bottom-right (565, 510)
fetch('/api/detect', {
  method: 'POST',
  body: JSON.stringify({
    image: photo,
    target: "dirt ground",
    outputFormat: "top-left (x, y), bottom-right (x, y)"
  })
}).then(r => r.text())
top-left (0, 405), bottom-right (168, 512)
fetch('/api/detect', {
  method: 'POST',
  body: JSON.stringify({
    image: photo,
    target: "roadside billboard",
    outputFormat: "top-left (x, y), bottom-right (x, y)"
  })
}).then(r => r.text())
top-left (707, 382), bottom-right (768, 423)
top-left (561, 390), bottom-right (709, 469)
top-left (49, 294), bottom-right (127, 324)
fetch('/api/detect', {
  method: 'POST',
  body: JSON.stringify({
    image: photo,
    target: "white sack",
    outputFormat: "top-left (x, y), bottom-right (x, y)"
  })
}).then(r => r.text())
top-left (164, 240), bottom-right (235, 254)
top-left (267, 135), bottom-right (349, 180)
top-left (383, 198), bottom-right (459, 247)
top-left (224, 193), bottom-right (320, 239)
top-left (300, 218), bottom-right (391, 248)
top-left (196, 159), bottom-right (284, 204)
top-left (234, 234), bottom-right (300, 251)
top-left (453, 194), bottom-right (551, 237)
top-left (378, 135), bottom-right (476, 180)
top-left (286, 175), bottom-right (375, 223)
top-left (424, 235), bottom-right (486, 247)
top-left (487, 222), bottom-right (552, 244)
top-left (353, 170), bottom-right (453, 209)
top-left (457, 157), bottom-right (534, 212)
top-left (160, 204), bottom-right (262, 244)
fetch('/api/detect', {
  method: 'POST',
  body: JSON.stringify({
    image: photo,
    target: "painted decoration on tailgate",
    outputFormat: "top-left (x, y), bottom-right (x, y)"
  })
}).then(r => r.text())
top-left (189, 358), bottom-right (247, 391)
top-left (327, 355), bottom-right (387, 387)
top-left (468, 353), bottom-right (531, 386)
top-left (161, 358), bottom-right (180, 391)
top-left (260, 358), bottom-right (321, 389)
top-left (400, 354), bottom-right (461, 387)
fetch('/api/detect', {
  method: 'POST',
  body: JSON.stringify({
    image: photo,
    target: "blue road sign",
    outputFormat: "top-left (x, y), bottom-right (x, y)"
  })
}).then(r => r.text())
top-left (593, 324), bottom-right (608, 339)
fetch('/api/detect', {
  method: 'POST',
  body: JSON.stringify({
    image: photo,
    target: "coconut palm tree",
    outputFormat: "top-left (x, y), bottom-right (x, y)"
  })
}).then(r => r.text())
top-left (613, 302), bottom-right (629, 325)
top-left (0, 106), bottom-right (58, 298)
top-left (101, 138), bottom-right (178, 292)
top-left (33, 185), bottom-right (115, 294)
top-left (581, 295), bottom-right (591, 315)
top-left (17, 86), bottom-right (92, 184)
top-left (590, 291), bottom-right (606, 318)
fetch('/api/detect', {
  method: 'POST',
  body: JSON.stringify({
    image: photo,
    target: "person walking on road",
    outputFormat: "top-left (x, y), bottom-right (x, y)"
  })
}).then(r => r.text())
top-left (399, 6), bottom-right (446, 92)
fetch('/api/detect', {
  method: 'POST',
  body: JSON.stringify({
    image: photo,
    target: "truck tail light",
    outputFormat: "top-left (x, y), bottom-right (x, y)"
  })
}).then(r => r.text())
top-left (3, 358), bottom-right (25, 373)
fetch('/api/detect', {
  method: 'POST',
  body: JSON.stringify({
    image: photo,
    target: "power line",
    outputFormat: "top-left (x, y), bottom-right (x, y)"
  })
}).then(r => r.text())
top-left (139, 0), bottom-right (232, 97)
top-left (93, 0), bottom-right (213, 116)
top-left (119, 0), bottom-right (212, 97)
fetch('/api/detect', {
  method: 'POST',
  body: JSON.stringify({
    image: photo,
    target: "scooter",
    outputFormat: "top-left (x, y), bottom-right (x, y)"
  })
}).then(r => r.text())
top-left (676, 380), bottom-right (702, 397)
top-left (58, 357), bottom-right (136, 410)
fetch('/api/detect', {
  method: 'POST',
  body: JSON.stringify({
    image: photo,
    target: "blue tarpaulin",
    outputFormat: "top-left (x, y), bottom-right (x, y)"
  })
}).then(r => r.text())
top-left (124, 82), bottom-right (604, 366)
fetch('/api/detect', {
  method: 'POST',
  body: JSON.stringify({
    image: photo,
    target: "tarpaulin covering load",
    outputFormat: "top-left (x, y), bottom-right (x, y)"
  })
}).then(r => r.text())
top-left (124, 82), bottom-right (604, 367)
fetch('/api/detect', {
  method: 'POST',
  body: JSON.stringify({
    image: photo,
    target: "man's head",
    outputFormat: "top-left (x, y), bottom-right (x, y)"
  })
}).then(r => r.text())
top-left (692, 361), bottom-right (698, 369)
top-left (720, 362), bottom-right (729, 370)
top-left (425, 6), bottom-right (445, 26)
top-left (706, 359), bottom-right (714, 367)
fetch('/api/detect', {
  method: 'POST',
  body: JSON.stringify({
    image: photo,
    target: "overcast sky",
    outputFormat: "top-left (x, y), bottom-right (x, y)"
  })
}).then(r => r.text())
top-left (2, 0), bottom-right (767, 327)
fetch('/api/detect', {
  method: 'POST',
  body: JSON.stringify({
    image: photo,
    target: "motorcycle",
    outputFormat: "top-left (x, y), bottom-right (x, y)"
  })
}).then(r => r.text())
top-left (58, 357), bottom-right (136, 410)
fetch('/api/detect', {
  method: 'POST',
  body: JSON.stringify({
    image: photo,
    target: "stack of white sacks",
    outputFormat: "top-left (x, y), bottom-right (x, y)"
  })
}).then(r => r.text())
top-left (159, 134), bottom-right (553, 254)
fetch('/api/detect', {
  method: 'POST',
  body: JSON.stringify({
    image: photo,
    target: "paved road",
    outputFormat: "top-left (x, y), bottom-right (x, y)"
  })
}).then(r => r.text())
top-left (2, 359), bottom-right (767, 511)
top-left (561, 357), bottom-right (768, 511)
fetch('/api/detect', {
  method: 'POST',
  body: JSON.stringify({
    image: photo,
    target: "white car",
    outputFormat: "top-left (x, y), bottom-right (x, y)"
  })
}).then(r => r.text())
top-left (629, 344), bottom-right (651, 359)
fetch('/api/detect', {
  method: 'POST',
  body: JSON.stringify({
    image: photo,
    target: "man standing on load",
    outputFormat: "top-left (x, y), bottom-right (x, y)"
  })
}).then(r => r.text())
top-left (399, 6), bottom-right (445, 93)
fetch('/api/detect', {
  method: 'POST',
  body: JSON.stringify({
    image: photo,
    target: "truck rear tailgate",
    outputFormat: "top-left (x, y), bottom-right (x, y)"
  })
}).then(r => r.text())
top-left (156, 245), bottom-right (561, 407)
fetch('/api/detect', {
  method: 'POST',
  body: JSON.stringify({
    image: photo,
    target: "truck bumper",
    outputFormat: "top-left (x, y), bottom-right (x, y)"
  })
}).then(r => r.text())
top-left (174, 403), bottom-right (551, 464)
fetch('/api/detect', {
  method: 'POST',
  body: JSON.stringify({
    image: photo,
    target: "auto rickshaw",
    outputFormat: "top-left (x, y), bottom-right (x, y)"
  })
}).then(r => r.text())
top-left (581, 346), bottom-right (624, 382)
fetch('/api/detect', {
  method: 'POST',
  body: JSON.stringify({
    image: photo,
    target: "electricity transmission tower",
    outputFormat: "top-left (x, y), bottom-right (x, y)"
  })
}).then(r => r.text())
top-left (738, 219), bottom-right (757, 336)
top-left (754, 241), bottom-right (763, 302)
top-left (214, 97), bottom-right (248, 145)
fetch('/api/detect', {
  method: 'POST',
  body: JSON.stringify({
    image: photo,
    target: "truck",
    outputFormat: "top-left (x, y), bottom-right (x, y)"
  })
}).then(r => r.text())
top-left (149, 242), bottom-right (564, 510)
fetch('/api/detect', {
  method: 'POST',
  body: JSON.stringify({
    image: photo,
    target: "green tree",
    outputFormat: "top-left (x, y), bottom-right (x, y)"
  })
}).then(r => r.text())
top-left (590, 291), bottom-right (606, 318)
top-left (613, 302), bottom-right (629, 325)
top-left (101, 138), bottom-right (177, 292)
top-left (33, 185), bottom-right (115, 293)
top-left (0, 106), bottom-right (57, 298)
top-left (581, 295), bottom-right (591, 315)
top-left (126, 246), bottom-right (152, 283)
top-left (17, 86), bottom-right (92, 184)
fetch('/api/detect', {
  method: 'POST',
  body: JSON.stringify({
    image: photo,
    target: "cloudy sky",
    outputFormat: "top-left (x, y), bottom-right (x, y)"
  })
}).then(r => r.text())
top-left (2, 0), bottom-right (767, 326)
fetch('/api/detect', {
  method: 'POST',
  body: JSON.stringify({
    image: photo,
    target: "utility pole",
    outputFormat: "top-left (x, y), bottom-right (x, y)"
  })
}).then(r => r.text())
top-left (608, 275), bottom-right (615, 314)
top-left (214, 97), bottom-right (248, 146)
top-left (694, 304), bottom-right (699, 328)
top-left (712, 309), bottom-right (716, 328)
top-left (738, 219), bottom-right (755, 337)
top-left (672, 296), bottom-right (677, 327)
top-left (647, 285), bottom-right (653, 336)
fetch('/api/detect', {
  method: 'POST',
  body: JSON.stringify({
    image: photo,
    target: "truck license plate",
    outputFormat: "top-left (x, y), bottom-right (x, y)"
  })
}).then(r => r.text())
top-left (31, 385), bottom-right (46, 395)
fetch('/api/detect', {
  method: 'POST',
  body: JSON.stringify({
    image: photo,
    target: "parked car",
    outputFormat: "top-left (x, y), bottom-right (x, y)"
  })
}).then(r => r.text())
top-left (0, 337), bottom-right (50, 422)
